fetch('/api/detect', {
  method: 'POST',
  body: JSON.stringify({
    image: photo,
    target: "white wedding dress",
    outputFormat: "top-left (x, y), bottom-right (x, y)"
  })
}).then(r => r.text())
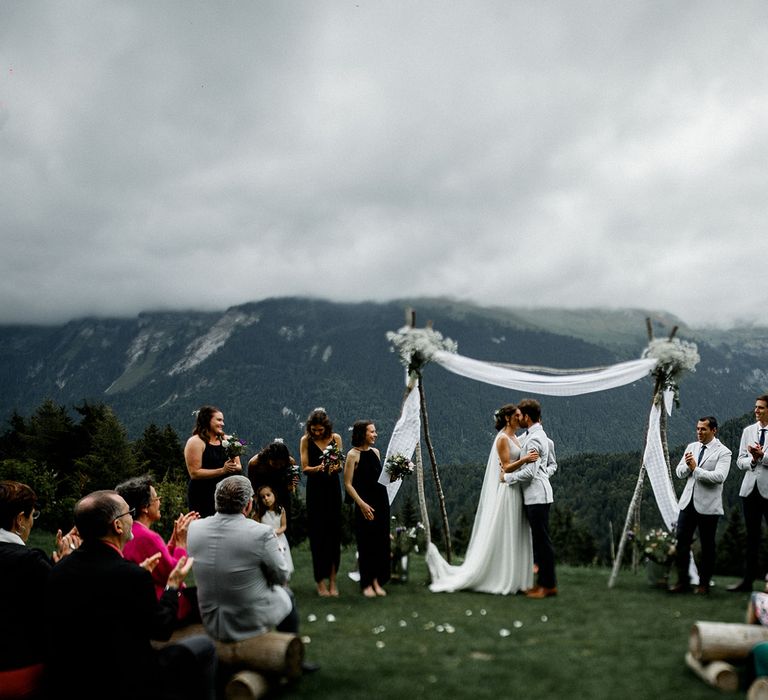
top-left (427, 432), bottom-right (534, 594)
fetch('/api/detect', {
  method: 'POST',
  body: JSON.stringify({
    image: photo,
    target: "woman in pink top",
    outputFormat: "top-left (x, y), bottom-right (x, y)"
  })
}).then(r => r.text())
top-left (116, 474), bottom-right (200, 625)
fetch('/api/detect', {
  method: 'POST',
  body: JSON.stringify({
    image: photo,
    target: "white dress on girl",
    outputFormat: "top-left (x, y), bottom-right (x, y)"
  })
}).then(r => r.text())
top-left (261, 509), bottom-right (294, 576)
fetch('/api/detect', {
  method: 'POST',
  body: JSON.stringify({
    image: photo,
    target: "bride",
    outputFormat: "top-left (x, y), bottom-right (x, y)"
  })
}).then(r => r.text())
top-left (426, 404), bottom-right (536, 594)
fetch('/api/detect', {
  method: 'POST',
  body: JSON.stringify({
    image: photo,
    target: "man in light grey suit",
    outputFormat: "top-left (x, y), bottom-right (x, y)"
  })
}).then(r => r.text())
top-left (504, 398), bottom-right (557, 598)
top-left (669, 416), bottom-right (731, 594)
top-left (187, 475), bottom-right (298, 640)
top-left (728, 394), bottom-right (768, 592)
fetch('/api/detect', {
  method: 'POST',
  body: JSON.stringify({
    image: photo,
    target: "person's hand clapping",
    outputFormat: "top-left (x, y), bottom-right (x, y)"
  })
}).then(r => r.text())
top-left (167, 555), bottom-right (194, 589)
top-left (140, 552), bottom-right (162, 572)
top-left (52, 527), bottom-right (82, 562)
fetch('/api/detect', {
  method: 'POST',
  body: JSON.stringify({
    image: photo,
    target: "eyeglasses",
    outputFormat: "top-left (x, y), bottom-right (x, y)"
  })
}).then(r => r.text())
top-left (32, 510), bottom-right (41, 520)
top-left (113, 507), bottom-right (136, 521)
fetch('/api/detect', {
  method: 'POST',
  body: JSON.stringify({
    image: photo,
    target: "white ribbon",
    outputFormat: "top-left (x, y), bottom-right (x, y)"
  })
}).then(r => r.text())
top-left (379, 388), bottom-right (421, 504)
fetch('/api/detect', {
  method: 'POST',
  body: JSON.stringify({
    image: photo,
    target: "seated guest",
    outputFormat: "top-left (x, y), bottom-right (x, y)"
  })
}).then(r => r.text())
top-left (116, 474), bottom-right (200, 625)
top-left (44, 490), bottom-right (217, 700)
top-left (188, 476), bottom-right (317, 672)
top-left (0, 480), bottom-right (79, 698)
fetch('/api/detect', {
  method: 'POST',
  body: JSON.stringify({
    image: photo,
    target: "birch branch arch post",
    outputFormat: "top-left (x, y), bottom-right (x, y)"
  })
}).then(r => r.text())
top-left (607, 323), bottom-right (700, 588)
top-left (386, 312), bottom-right (457, 563)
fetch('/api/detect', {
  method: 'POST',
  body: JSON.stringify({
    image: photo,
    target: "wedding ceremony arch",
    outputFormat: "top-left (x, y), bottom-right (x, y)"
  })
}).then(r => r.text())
top-left (378, 312), bottom-right (700, 587)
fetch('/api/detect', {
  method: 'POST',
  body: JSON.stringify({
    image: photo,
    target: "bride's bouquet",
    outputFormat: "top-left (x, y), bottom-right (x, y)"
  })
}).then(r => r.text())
top-left (385, 453), bottom-right (415, 482)
top-left (321, 442), bottom-right (344, 474)
top-left (221, 433), bottom-right (247, 460)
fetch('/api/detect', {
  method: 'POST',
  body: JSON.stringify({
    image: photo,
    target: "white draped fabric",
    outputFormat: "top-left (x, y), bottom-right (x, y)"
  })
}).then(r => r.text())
top-left (378, 388), bottom-right (421, 502)
top-left (426, 434), bottom-right (534, 594)
top-left (432, 350), bottom-right (657, 396)
top-left (643, 403), bottom-right (679, 531)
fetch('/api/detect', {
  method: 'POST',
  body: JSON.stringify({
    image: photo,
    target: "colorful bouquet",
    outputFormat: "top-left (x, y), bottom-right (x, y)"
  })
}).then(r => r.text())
top-left (221, 433), bottom-right (247, 460)
top-left (321, 441), bottom-right (344, 474)
top-left (385, 453), bottom-right (415, 482)
top-left (640, 528), bottom-right (677, 565)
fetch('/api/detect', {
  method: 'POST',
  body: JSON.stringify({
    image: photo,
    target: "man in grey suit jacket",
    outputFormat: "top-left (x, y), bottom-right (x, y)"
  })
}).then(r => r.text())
top-left (728, 394), bottom-right (768, 592)
top-left (669, 416), bottom-right (731, 594)
top-left (188, 475), bottom-right (297, 641)
top-left (504, 398), bottom-right (557, 598)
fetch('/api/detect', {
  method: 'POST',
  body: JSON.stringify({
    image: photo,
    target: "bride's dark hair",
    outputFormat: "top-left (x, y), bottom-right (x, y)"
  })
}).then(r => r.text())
top-left (494, 404), bottom-right (517, 431)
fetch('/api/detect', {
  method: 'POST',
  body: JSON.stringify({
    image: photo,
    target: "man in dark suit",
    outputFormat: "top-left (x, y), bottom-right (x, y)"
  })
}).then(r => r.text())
top-left (44, 489), bottom-right (217, 700)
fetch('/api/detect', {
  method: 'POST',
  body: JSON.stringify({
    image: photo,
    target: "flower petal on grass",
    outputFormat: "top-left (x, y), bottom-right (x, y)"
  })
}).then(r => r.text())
top-left (325, 614), bottom-right (336, 622)
top-left (307, 614), bottom-right (317, 623)
top-left (513, 620), bottom-right (523, 629)
top-left (499, 628), bottom-right (511, 637)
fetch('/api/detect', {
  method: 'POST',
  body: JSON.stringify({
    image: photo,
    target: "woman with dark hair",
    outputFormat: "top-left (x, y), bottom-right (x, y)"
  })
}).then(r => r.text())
top-left (299, 408), bottom-right (343, 597)
top-left (247, 439), bottom-right (299, 534)
top-left (116, 474), bottom-right (200, 626)
top-left (426, 403), bottom-right (537, 594)
top-left (344, 420), bottom-right (390, 598)
top-left (0, 480), bottom-right (79, 693)
top-left (184, 405), bottom-right (242, 517)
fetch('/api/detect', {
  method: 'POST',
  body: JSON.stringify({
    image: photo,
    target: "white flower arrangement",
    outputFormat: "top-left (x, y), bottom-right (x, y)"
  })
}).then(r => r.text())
top-left (642, 337), bottom-right (700, 406)
top-left (386, 325), bottom-right (458, 375)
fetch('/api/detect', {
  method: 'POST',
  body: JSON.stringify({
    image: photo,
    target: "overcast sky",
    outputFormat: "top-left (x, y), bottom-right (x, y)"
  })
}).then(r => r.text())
top-left (1, 1), bottom-right (766, 328)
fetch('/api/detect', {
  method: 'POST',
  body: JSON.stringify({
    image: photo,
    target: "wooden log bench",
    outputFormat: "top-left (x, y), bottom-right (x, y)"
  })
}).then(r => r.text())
top-left (689, 621), bottom-right (768, 662)
top-left (153, 624), bottom-right (304, 699)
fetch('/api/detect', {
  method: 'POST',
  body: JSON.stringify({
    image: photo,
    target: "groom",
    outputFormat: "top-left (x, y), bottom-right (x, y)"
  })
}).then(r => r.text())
top-left (504, 398), bottom-right (557, 598)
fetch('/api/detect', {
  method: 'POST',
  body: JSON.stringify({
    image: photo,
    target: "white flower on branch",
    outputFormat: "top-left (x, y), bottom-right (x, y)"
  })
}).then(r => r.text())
top-left (385, 325), bottom-right (458, 375)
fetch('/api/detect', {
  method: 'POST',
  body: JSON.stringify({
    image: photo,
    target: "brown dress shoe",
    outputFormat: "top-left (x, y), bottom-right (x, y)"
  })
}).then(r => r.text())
top-left (694, 585), bottom-right (709, 595)
top-left (668, 583), bottom-right (691, 594)
top-left (526, 586), bottom-right (557, 599)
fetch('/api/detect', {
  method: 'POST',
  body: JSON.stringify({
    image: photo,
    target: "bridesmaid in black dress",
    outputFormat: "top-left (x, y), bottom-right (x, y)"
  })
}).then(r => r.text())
top-left (344, 420), bottom-right (391, 598)
top-left (299, 408), bottom-right (343, 597)
top-left (184, 405), bottom-right (242, 518)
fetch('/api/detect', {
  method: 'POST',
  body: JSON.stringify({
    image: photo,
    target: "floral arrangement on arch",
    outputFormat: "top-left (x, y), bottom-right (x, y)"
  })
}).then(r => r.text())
top-left (642, 337), bottom-right (700, 407)
top-left (385, 452), bottom-right (415, 482)
top-left (390, 517), bottom-right (427, 556)
top-left (386, 325), bottom-right (458, 376)
top-left (221, 433), bottom-right (247, 460)
top-left (639, 527), bottom-right (677, 566)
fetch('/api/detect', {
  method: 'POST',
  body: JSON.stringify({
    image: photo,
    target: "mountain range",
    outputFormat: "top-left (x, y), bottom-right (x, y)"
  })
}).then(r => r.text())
top-left (1, 297), bottom-right (767, 464)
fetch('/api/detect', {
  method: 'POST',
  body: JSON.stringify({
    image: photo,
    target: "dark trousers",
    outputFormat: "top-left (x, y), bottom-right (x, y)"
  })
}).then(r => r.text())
top-left (742, 488), bottom-right (768, 583)
top-left (675, 501), bottom-right (719, 588)
top-left (525, 502), bottom-right (556, 589)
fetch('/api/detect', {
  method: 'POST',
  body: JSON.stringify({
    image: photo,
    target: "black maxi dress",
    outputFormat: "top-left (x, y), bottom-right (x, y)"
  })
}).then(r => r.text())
top-left (352, 449), bottom-right (391, 589)
top-left (187, 440), bottom-right (228, 518)
top-left (306, 439), bottom-right (342, 582)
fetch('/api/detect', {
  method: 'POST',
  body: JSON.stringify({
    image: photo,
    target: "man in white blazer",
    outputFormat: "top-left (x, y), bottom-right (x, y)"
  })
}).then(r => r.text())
top-left (504, 398), bottom-right (556, 598)
top-left (727, 394), bottom-right (768, 592)
top-left (188, 475), bottom-right (296, 641)
top-left (669, 416), bottom-right (732, 594)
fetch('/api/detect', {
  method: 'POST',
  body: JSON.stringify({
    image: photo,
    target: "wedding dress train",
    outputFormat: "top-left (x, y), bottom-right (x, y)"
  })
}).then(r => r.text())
top-left (427, 433), bottom-right (534, 594)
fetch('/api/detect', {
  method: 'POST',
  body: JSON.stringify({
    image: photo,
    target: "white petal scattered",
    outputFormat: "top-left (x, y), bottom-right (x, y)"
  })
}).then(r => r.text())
top-left (480, 609), bottom-right (487, 616)
top-left (465, 609), bottom-right (473, 616)
top-left (423, 621), bottom-right (435, 630)
top-left (376, 640), bottom-right (385, 649)
top-left (325, 614), bottom-right (336, 623)
top-left (427, 675), bottom-right (438, 684)
top-left (513, 620), bottom-right (523, 629)
top-left (499, 628), bottom-right (511, 637)
top-left (307, 614), bottom-right (317, 623)
top-left (399, 620), bottom-right (408, 627)
top-left (436, 625), bottom-right (445, 633)
top-left (540, 615), bottom-right (548, 623)
top-left (444, 624), bottom-right (455, 634)
top-left (411, 611), bottom-right (419, 618)
top-left (372, 626), bottom-right (386, 635)
top-left (301, 636), bottom-right (311, 644)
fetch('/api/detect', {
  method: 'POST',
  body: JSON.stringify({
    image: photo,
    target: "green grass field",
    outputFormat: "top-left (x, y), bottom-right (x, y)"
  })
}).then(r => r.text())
top-left (28, 531), bottom-right (756, 699)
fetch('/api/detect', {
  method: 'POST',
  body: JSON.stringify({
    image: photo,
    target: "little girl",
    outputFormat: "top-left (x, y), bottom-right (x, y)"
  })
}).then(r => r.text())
top-left (255, 484), bottom-right (294, 577)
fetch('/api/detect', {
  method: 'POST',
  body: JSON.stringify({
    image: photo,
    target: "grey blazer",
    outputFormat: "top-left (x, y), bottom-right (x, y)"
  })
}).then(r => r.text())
top-left (736, 422), bottom-right (768, 498)
top-left (188, 513), bottom-right (292, 642)
top-left (504, 423), bottom-right (553, 505)
top-left (675, 438), bottom-right (731, 515)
